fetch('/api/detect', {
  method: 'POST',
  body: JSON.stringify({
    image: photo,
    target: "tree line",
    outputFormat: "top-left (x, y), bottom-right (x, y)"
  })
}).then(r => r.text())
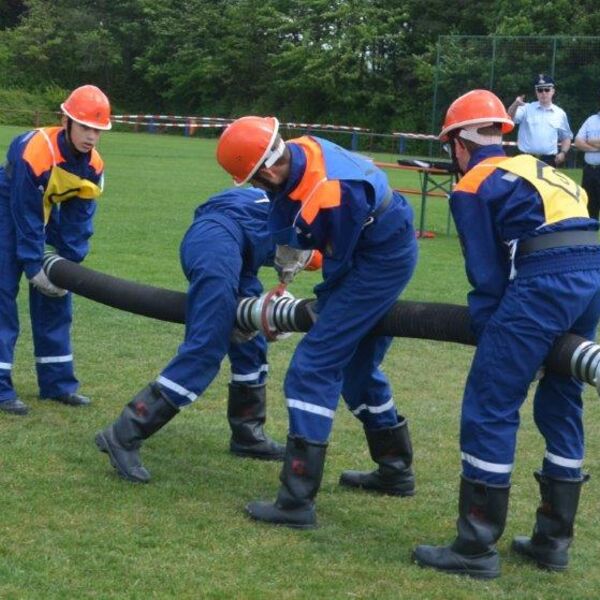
top-left (1, 0), bottom-right (599, 133)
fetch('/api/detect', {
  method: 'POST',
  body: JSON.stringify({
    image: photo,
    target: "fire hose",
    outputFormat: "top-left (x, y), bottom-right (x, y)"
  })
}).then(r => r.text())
top-left (43, 253), bottom-right (600, 395)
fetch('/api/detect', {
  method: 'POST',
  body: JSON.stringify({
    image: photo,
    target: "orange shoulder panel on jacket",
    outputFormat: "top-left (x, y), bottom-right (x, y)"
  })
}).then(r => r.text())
top-left (288, 136), bottom-right (342, 224)
top-left (454, 156), bottom-right (507, 194)
top-left (22, 127), bottom-right (65, 177)
top-left (89, 148), bottom-right (104, 174)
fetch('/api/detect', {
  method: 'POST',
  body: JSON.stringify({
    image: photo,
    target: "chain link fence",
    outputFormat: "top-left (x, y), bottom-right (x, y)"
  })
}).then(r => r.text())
top-left (430, 35), bottom-right (600, 163)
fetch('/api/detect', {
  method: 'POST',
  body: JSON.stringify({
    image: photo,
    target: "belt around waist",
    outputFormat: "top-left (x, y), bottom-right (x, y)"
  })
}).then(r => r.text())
top-left (517, 230), bottom-right (599, 256)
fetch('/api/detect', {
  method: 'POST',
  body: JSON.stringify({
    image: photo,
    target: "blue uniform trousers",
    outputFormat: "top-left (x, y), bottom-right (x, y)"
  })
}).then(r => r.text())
top-left (461, 266), bottom-right (600, 485)
top-left (0, 199), bottom-right (77, 401)
top-left (285, 198), bottom-right (418, 442)
top-left (157, 219), bottom-right (267, 407)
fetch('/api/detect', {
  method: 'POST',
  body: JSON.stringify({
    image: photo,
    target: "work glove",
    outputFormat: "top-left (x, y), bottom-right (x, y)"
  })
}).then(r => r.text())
top-left (29, 269), bottom-right (68, 298)
top-left (230, 327), bottom-right (258, 345)
top-left (274, 245), bottom-right (315, 284)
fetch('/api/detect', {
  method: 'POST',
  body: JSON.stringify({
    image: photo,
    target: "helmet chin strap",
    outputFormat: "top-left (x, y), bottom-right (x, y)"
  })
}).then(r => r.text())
top-left (448, 138), bottom-right (465, 176)
top-left (250, 170), bottom-right (281, 193)
top-left (451, 125), bottom-right (503, 176)
top-left (64, 119), bottom-right (83, 156)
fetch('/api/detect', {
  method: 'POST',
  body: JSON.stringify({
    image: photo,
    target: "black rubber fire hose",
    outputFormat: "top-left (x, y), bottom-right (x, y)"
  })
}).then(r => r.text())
top-left (43, 254), bottom-right (596, 387)
top-left (44, 253), bottom-right (187, 322)
top-left (43, 254), bottom-right (476, 343)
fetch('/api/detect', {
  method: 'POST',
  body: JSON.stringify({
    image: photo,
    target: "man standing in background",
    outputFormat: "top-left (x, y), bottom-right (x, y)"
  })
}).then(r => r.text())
top-left (507, 74), bottom-right (572, 167)
top-left (574, 103), bottom-right (600, 219)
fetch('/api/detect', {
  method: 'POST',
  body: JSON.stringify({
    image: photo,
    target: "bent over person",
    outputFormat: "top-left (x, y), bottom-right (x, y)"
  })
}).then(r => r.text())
top-left (413, 90), bottom-right (600, 578)
top-left (0, 85), bottom-right (111, 415)
top-left (96, 187), bottom-right (290, 483)
top-left (217, 117), bottom-right (418, 528)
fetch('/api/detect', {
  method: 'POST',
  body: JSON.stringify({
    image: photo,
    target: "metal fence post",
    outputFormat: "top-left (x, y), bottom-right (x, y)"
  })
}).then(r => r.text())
top-left (429, 40), bottom-right (442, 157)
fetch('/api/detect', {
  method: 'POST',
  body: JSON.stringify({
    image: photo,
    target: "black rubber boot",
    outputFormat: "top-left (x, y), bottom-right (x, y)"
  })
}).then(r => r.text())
top-left (339, 417), bottom-right (415, 496)
top-left (95, 383), bottom-right (179, 483)
top-left (227, 383), bottom-right (284, 460)
top-left (413, 476), bottom-right (510, 579)
top-left (512, 471), bottom-right (589, 571)
top-left (245, 436), bottom-right (327, 529)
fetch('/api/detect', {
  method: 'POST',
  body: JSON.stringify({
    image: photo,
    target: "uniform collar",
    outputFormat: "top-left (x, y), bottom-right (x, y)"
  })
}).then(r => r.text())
top-left (534, 101), bottom-right (555, 111)
top-left (467, 144), bottom-right (506, 170)
top-left (57, 128), bottom-right (86, 163)
top-left (280, 142), bottom-right (307, 197)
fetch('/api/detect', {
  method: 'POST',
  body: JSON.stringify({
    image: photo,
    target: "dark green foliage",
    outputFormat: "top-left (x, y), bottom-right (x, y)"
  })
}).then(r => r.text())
top-left (0, 0), bottom-right (26, 29)
top-left (0, 0), bottom-right (599, 132)
top-left (0, 86), bottom-right (66, 126)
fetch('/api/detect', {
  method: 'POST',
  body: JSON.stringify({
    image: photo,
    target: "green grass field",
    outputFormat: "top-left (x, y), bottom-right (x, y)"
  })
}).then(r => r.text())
top-left (0, 125), bottom-right (599, 599)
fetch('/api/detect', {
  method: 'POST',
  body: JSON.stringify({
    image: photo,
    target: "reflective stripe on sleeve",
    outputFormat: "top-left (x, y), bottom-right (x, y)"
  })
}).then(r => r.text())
top-left (0, 362), bottom-right (12, 370)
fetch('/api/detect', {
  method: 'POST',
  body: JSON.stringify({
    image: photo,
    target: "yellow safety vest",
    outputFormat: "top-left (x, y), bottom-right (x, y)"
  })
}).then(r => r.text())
top-left (457, 154), bottom-right (588, 226)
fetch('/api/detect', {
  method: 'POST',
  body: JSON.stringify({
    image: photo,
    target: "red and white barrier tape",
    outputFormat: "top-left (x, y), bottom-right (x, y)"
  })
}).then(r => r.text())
top-left (393, 131), bottom-right (517, 146)
top-left (112, 119), bottom-right (226, 128)
top-left (112, 114), bottom-right (370, 132)
top-left (112, 116), bottom-right (518, 144)
top-left (113, 114), bottom-right (230, 122)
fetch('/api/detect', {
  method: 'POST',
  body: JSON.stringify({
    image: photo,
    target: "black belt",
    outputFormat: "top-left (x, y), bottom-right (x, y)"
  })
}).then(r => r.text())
top-left (517, 230), bottom-right (599, 256)
top-left (372, 187), bottom-right (393, 218)
top-left (584, 163), bottom-right (600, 170)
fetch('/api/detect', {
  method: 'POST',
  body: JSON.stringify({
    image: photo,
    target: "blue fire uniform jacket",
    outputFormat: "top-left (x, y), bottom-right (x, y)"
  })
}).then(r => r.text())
top-left (452, 144), bottom-right (600, 485)
top-left (0, 126), bottom-right (103, 401)
top-left (267, 136), bottom-right (418, 442)
top-left (157, 187), bottom-right (276, 407)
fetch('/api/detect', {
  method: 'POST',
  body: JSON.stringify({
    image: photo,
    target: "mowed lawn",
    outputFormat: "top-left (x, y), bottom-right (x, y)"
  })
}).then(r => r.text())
top-left (0, 124), bottom-right (599, 599)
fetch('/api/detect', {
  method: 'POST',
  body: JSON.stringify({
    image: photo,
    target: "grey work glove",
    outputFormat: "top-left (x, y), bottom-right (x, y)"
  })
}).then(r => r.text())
top-left (274, 245), bottom-right (313, 284)
top-left (29, 269), bottom-right (68, 298)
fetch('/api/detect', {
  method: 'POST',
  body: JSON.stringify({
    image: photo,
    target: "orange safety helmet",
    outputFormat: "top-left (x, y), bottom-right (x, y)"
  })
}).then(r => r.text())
top-left (216, 116), bottom-right (284, 185)
top-left (61, 85), bottom-right (112, 130)
top-left (439, 89), bottom-right (513, 142)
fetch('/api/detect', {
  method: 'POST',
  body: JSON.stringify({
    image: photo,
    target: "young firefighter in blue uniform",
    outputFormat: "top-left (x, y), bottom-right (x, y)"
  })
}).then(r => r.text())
top-left (216, 116), bottom-right (418, 528)
top-left (413, 90), bottom-right (600, 578)
top-left (95, 187), bottom-right (294, 483)
top-left (0, 85), bottom-right (111, 415)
